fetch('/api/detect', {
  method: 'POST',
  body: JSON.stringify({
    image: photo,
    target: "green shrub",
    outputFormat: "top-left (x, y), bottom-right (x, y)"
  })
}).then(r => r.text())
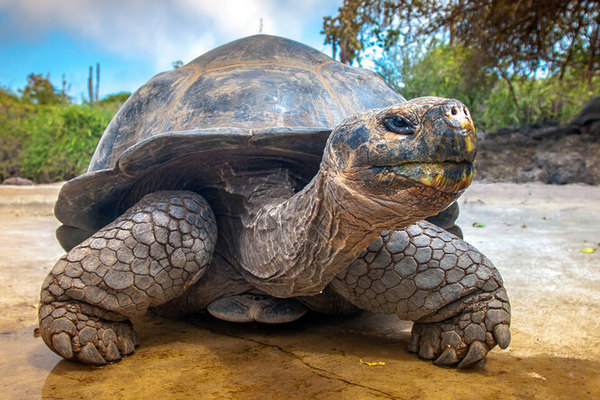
top-left (19, 104), bottom-right (116, 182)
top-left (0, 88), bottom-right (32, 180)
top-left (377, 42), bottom-right (600, 131)
top-left (0, 85), bottom-right (129, 183)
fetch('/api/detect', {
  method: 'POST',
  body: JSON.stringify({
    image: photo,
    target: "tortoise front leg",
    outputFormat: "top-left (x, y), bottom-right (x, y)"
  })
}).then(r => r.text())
top-left (38, 191), bottom-right (216, 365)
top-left (331, 221), bottom-right (511, 368)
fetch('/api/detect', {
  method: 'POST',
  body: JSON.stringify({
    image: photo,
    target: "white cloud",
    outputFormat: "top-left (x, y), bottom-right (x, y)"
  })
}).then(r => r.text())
top-left (0, 0), bottom-right (339, 71)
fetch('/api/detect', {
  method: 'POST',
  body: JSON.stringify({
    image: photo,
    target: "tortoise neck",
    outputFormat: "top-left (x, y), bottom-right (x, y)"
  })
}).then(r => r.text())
top-left (237, 168), bottom-right (394, 297)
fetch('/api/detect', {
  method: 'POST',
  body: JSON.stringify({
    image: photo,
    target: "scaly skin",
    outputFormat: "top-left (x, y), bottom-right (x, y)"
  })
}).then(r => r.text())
top-left (331, 221), bottom-right (510, 367)
top-left (38, 191), bottom-right (216, 364)
top-left (39, 97), bottom-right (511, 368)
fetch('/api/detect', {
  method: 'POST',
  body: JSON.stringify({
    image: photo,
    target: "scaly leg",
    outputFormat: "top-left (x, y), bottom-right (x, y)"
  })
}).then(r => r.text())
top-left (38, 191), bottom-right (217, 365)
top-left (331, 221), bottom-right (510, 368)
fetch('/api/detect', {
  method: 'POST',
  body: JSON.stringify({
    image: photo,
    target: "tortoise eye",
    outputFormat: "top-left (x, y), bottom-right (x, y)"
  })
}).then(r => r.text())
top-left (383, 115), bottom-right (415, 134)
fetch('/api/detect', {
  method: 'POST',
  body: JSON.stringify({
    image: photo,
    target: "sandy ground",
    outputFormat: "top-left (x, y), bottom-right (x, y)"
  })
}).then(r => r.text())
top-left (0, 182), bottom-right (598, 399)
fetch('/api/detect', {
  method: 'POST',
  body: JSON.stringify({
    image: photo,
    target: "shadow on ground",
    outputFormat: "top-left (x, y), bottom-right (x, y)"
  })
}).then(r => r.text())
top-left (9, 313), bottom-right (600, 400)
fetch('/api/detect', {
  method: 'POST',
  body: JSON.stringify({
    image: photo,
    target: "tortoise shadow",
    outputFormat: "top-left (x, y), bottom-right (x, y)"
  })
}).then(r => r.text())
top-left (40, 312), bottom-right (600, 399)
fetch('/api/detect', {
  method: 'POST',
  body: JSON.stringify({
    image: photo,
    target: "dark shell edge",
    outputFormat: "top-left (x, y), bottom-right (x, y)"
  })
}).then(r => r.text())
top-left (55, 127), bottom-right (331, 251)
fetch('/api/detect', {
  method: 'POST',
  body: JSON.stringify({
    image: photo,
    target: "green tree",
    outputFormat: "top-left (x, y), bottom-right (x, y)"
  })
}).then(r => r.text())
top-left (323, 0), bottom-right (600, 129)
top-left (323, 0), bottom-right (600, 82)
top-left (19, 73), bottom-right (70, 105)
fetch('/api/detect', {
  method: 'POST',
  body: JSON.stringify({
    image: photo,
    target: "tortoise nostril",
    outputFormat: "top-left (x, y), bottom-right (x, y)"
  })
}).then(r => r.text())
top-left (463, 107), bottom-right (468, 116)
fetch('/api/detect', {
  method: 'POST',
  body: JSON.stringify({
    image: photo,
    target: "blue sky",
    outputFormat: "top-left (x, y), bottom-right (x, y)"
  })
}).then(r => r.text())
top-left (0, 0), bottom-right (341, 102)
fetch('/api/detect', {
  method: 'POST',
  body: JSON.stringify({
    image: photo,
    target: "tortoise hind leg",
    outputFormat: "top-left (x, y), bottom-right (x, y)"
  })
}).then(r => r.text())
top-left (331, 221), bottom-right (510, 368)
top-left (38, 191), bottom-right (217, 365)
top-left (207, 294), bottom-right (308, 323)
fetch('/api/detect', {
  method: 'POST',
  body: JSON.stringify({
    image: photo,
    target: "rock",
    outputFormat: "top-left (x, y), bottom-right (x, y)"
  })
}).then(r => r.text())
top-left (517, 152), bottom-right (595, 185)
top-left (2, 177), bottom-right (34, 185)
top-left (571, 96), bottom-right (600, 129)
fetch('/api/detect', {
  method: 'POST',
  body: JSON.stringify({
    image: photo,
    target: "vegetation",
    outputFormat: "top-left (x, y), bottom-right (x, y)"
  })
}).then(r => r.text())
top-left (3, 2), bottom-right (599, 182)
top-left (0, 76), bottom-right (129, 183)
top-left (323, 0), bottom-right (600, 130)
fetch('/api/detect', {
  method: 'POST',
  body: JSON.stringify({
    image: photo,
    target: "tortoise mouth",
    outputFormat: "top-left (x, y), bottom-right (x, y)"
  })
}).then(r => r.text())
top-left (372, 161), bottom-right (473, 193)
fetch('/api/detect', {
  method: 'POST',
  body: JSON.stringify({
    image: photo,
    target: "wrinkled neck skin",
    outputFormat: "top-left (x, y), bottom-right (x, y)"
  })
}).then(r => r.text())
top-left (234, 165), bottom-right (457, 298)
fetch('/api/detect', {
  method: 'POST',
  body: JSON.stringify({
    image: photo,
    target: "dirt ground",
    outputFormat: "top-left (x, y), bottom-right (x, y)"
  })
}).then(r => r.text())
top-left (0, 182), bottom-right (598, 399)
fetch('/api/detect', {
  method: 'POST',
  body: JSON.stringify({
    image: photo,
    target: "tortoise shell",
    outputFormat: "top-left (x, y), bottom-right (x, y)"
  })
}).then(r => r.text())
top-left (55, 34), bottom-right (405, 250)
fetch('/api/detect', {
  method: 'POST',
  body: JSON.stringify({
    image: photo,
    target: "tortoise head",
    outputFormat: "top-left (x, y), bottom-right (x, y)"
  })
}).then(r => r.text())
top-left (322, 96), bottom-right (477, 221)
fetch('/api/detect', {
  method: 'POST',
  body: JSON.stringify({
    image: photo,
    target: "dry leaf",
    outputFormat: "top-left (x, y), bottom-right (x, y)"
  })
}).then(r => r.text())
top-left (359, 358), bottom-right (386, 366)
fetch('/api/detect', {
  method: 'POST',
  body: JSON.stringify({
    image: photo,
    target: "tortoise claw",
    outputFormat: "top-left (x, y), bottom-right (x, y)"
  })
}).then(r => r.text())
top-left (51, 332), bottom-right (73, 359)
top-left (434, 346), bottom-right (459, 366)
top-left (457, 341), bottom-right (488, 368)
top-left (407, 330), bottom-right (420, 353)
top-left (418, 340), bottom-right (436, 360)
top-left (78, 342), bottom-right (107, 365)
top-left (493, 323), bottom-right (511, 349)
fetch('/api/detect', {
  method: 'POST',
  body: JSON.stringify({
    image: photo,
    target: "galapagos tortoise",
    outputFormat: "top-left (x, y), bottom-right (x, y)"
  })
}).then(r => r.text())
top-left (39, 35), bottom-right (510, 368)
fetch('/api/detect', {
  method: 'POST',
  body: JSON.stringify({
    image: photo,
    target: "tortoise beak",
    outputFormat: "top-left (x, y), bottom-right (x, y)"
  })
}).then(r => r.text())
top-left (368, 99), bottom-right (477, 194)
top-left (398, 99), bottom-right (476, 192)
